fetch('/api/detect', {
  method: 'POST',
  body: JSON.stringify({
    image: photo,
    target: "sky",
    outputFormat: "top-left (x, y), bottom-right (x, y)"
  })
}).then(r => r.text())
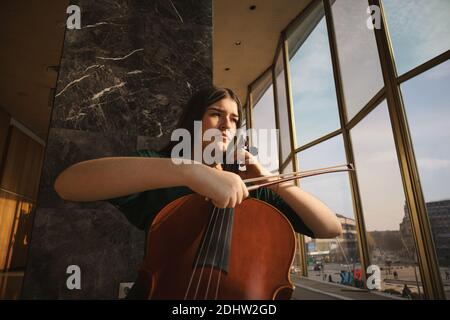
top-left (251, 0), bottom-right (450, 232)
top-left (382, 0), bottom-right (450, 75)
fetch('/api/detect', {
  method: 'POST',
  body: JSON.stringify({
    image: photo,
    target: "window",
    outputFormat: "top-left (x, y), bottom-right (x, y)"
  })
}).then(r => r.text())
top-left (281, 158), bottom-right (294, 175)
top-left (251, 84), bottom-right (279, 173)
top-left (383, 0), bottom-right (450, 75)
top-left (400, 60), bottom-right (450, 298)
top-left (331, 0), bottom-right (384, 120)
top-left (274, 49), bottom-right (292, 165)
top-left (351, 101), bottom-right (423, 298)
top-left (288, 1), bottom-right (340, 147)
top-left (297, 135), bottom-right (360, 286)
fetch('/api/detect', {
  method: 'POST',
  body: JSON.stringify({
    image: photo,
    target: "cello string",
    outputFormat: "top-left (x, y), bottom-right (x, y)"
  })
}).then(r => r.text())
top-left (192, 151), bottom-right (245, 299)
top-left (184, 205), bottom-right (218, 300)
top-left (192, 205), bottom-right (221, 299)
top-left (214, 207), bottom-right (233, 300)
top-left (184, 206), bottom-right (217, 299)
top-left (204, 205), bottom-right (227, 299)
top-left (193, 206), bottom-right (222, 300)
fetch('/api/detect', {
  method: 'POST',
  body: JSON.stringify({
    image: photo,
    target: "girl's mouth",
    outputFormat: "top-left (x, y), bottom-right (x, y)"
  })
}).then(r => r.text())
top-left (221, 132), bottom-right (230, 140)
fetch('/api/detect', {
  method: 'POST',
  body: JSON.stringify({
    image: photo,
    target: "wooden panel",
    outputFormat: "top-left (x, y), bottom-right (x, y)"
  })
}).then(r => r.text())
top-left (0, 127), bottom-right (28, 195)
top-left (0, 108), bottom-right (11, 171)
top-left (21, 136), bottom-right (44, 199)
top-left (0, 190), bottom-right (20, 270)
top-left (7, 200), bottom-right (35, 270)
top-left (0, 126), bottom-right (44, 199)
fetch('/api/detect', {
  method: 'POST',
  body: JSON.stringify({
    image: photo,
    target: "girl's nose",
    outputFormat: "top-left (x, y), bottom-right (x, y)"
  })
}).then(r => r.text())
top-left (220, 117), bottom-right (232, 130)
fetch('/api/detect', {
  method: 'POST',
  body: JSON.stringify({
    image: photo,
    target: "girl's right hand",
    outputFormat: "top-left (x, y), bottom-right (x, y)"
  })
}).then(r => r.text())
top-left (184, 164), bottom-right (249, 208)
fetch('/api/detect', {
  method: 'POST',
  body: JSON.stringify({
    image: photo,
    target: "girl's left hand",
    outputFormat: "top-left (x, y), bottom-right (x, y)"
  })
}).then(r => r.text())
top-left (234, 148), bottom-right (291, 192)
top-left (234, 149), bottom-right (272, 181)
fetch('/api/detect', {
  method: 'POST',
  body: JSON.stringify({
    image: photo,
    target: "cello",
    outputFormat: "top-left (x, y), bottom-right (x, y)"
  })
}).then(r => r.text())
top-left (135, 144), bottom-right (354, 299)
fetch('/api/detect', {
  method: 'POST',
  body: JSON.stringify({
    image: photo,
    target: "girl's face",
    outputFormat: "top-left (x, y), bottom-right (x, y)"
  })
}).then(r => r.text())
top-left (201, 97), bottom-right (239, 153)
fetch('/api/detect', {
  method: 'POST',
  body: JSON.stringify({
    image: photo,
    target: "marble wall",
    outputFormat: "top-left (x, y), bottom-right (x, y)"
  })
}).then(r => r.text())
top-left (22, 0), bottom-right (212, 299)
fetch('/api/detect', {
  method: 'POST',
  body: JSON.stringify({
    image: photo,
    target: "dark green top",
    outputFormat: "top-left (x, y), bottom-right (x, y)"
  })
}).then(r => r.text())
top-left (106, 149), bottom-right (315, 238)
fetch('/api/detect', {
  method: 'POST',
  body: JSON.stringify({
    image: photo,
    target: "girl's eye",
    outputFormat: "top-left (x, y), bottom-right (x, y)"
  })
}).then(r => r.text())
top-left (209, 112), bottom-right (238, 123)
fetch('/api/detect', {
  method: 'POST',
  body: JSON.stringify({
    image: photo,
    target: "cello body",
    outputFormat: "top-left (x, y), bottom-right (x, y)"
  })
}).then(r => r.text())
top-left (138, 193), bottom-right (296, 300)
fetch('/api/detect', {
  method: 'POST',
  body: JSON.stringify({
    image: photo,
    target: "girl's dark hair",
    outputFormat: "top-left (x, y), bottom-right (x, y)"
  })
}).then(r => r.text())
top-left (161, 86), bottom-right (243, 156)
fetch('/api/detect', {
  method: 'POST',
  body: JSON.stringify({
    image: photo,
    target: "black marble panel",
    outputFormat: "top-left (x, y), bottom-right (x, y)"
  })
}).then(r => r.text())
top-left (22, 205), bottom-right (144, 299)
top-left (36, 128), bottom-right (137, 209)
top-left (52, 0), bottom-right (212, 137)
top-left (23, 0), bottom-right (212, 299)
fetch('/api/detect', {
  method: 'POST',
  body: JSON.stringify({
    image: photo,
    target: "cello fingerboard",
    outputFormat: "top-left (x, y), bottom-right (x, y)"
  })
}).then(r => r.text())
top-left (193, 207), bottom-right (234, 273)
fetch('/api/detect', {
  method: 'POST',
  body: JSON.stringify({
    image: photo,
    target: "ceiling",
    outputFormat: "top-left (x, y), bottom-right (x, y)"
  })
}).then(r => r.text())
top-left (213, 0), bottom-right (311, 103)
top-left (0, 0), bottom-right (310, 141)
top-left (0, 0), bottom-right (69, 140)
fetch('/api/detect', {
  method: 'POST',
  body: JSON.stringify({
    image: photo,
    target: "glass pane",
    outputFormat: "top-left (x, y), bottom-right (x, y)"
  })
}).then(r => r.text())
top-left (331, 0), bottom-right (384, 120)
top-left (383, 0), bottom-right (450, 75)
top-left (274, 50), bottom-right (292, 164)
top-left (351, 101), bottom-right (423, 299)
top-left (251, 84), bottom-right (279, 172)
top-left (289, 2), bottom-right (340, 147)
top-left (298, 134), bottom-right (347, 170)
top-left (281, 158), bottom-right (293, 175)
top-left (400, 60), bottom-right (450, 299)
top-left (298, 136), bottom-right (361, 287)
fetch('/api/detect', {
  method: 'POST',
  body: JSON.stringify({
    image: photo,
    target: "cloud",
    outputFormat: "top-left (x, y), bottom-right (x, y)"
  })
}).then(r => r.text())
top-left (289, 18), bottom-right (335, 99)
top-left (417, 158), bottom-right (450, 171)
top-left (330, 0), bottom-right (385, 117)
top-left (383, 0), bottom-right (450, 73)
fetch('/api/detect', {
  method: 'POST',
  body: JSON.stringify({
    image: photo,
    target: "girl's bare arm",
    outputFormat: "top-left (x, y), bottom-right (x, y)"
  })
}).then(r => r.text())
top-left (54, 156), bottom-right (248, 208)
top-left (54, 157), bottom-right (191, 202)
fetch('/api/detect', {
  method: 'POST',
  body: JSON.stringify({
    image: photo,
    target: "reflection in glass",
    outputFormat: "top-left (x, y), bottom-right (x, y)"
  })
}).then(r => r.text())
top-left (331, 0), bottom-right (384, 120)
top-left (400, 60), bottom-right (450, 298)
top-left (297, 136), bottom-right (360, 287)
top-left (383, 0), bottom-right (450, 76)
top-left (274, 51), bottom-right (292, 164)
top-left (252, 85), bottom-right (279, 172)
top-left (289, 4), bottom-right (340, 147)
top-left (351, 101), bottom-right (423, 299)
